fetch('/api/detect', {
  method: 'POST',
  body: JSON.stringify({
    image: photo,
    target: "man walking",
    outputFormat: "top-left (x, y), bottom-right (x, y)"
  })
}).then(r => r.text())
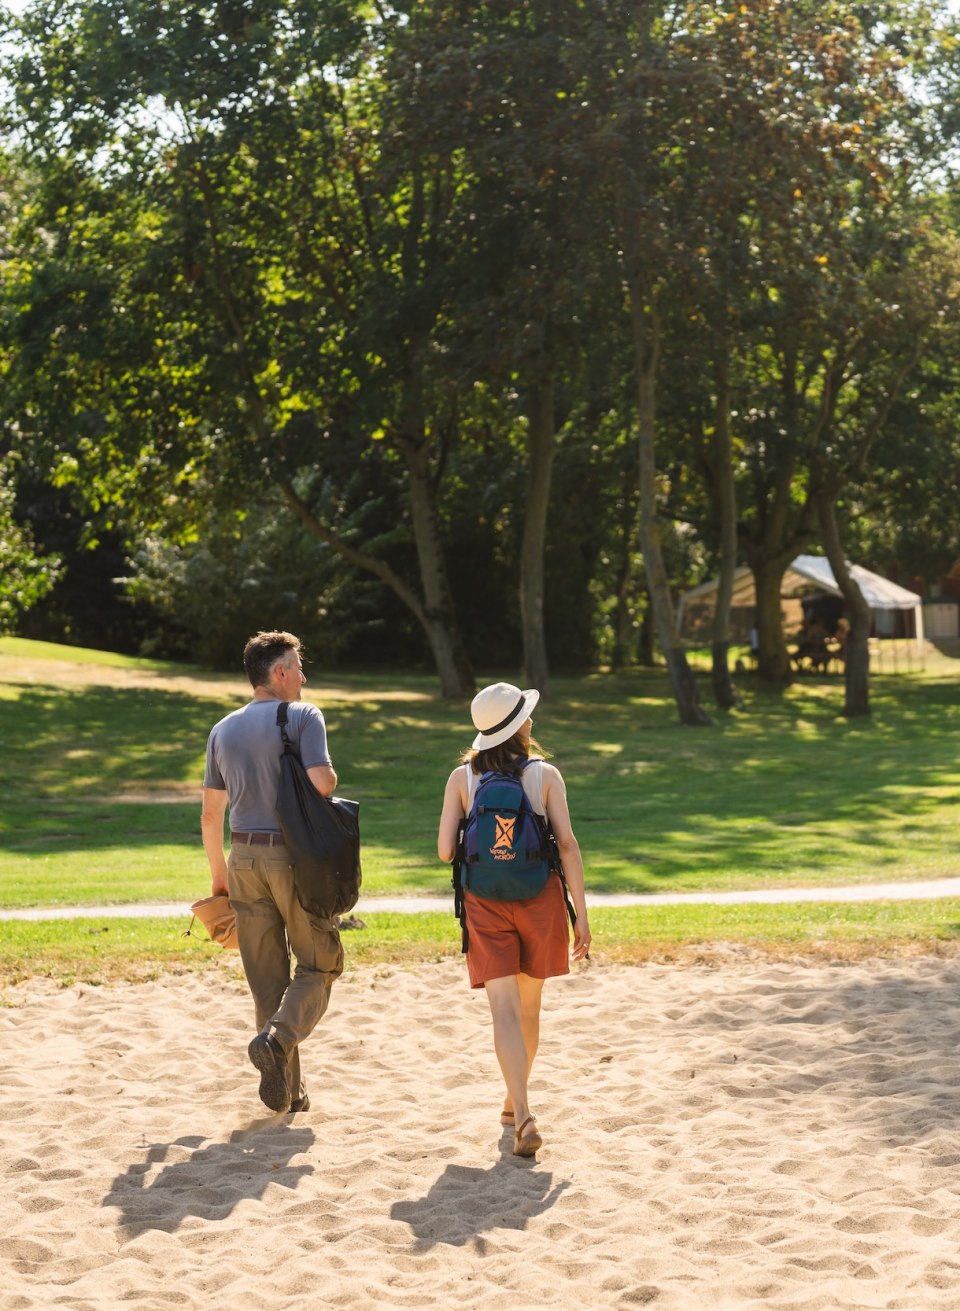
top-left (202, 630), bottom-right (343, 1114)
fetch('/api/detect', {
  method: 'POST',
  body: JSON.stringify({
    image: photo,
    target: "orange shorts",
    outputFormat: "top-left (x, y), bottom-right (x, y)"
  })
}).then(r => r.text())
top-left (464, 873), bottom-right (571, 989)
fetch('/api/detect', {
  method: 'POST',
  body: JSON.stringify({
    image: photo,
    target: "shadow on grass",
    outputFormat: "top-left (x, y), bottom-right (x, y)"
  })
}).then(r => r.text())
top-left (0, 682), bottom-right (229, 795)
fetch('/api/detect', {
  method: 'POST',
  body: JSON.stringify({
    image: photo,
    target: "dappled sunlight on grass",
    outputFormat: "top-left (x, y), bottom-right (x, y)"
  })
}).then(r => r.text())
top-left (1, 645), bottom-right (959, 907)
top-left (0, 682), bottom-right (214, 797)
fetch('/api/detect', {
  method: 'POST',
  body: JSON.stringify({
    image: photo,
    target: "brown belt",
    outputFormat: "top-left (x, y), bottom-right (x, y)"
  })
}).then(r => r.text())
top-left (230, 831), bottom-right (285, 846)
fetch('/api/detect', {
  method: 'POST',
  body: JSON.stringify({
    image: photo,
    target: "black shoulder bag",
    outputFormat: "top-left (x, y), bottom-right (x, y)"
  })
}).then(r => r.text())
top-left (275, 702), bottom-right (362, 918)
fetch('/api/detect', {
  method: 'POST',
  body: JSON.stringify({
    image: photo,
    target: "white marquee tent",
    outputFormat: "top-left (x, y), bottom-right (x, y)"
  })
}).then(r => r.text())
top-left (677, 554), bottom-right (924, 644)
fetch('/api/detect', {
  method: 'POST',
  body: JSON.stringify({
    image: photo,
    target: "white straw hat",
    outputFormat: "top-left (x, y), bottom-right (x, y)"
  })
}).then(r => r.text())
top-left (470, 682), bottom-right (540, 750)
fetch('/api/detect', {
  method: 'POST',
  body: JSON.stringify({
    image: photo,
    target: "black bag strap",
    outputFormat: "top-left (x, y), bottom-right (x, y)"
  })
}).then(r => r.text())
top-left (451, 764), bottom-right (470, 951)
top-left (451, 817), bottom-right (468, 954)
top-left (548, 833), bottom-right (579, 933)
top-left (276, 700), bottom-right (295, 750)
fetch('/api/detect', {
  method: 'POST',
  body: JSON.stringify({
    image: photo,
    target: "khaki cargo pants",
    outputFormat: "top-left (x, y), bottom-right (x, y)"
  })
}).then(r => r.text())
top-left (228, 836), bottom-right (343, 1103)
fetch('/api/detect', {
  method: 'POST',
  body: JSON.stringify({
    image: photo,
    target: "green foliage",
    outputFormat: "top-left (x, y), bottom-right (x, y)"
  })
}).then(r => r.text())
top-left (647, 0), bottom-right (960, 566)
top-left (120, 488), bottom-right (412, 668)
top-left (0, 474), bottom-right (62, 633)
top-left (3, 0), bottom-right (488, 688)
top-left (2, 0), bottom-right (960, 692)
top-left (843, 337), bottom-right (960, 588)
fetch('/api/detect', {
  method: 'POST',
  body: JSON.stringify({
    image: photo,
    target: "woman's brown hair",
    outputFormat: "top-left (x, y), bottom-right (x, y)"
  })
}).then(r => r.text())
top-left (461, 732), bottom-right (549, 775)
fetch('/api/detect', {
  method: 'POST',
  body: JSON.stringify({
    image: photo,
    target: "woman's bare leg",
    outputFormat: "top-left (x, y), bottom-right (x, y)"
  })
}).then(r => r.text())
top-left (488, 973), bottom-right (544, 1121)
top-left (484, 974), bottom-right (532, 1130)
top-left (518, 972), bottom-right (544, 1070)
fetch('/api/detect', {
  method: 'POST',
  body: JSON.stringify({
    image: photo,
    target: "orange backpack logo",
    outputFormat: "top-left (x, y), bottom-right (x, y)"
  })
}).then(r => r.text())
top-left (492, 815), bottom-right (516, 859)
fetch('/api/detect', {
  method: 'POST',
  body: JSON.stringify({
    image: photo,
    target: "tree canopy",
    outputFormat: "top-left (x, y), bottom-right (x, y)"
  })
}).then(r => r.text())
top-left (2, 0), bottom-right (959, 715)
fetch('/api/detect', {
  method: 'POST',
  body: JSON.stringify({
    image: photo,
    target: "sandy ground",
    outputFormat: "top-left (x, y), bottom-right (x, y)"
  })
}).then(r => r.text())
top-left (4, 956), bottom-right (960, 1311)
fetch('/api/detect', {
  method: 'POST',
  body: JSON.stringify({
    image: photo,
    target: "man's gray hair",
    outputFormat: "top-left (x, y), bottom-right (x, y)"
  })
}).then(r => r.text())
top-left (243, 631), bottom-right (302, 688)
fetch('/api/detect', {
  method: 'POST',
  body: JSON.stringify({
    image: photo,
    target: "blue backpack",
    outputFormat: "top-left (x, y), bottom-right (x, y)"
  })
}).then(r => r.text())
top-left (460, 765), bottom-right (553, 901)
top-left (451, 762), bottom-right (576, 952)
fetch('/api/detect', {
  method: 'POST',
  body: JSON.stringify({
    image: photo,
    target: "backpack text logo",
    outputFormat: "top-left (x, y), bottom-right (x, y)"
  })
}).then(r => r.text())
top-left (491, 815), bottom-right (517, 860)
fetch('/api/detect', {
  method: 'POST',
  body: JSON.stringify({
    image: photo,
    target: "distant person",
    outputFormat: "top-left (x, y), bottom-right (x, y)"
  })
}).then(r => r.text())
top-left (749, 625), bottom-right (760, 665)
top-left (202, 631), bottom-right (343, 1114)
top-left (437, 682), bottom-right (591, 1157)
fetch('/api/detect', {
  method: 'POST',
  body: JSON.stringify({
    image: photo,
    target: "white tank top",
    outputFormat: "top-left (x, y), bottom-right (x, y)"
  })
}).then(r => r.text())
top-left (463, 759), bottom-right (546, 817)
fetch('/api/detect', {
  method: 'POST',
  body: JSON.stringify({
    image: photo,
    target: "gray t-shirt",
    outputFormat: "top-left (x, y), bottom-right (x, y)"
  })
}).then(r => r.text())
top-left (204, 699), bottom-right (331, 833)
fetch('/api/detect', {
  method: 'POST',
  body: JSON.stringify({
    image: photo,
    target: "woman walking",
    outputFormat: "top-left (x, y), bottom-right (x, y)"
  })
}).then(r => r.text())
top-left (437, 682), bottom-right (591, 1157)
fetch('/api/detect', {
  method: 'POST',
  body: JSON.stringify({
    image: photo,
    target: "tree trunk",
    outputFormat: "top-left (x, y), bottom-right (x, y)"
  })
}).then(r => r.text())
top-left (709, 346), bottom-right (741, 709)
top-left (816, 486), bottom-right (871, 718)
top-left (400, 432), bottom-right (476, 699)
top-left (637, 587), bottom-right (656, 666)
top-left (612, 430), bottom-right (639, 671)
top-left (520, 374), bottom-right (554, 694)
top-left (806, 349), bottom-right (922, 718)
top-left (711, 640), bottom-right (737, 705)
top-left (749, 552), bottom-right (794, 682)
top-left (626, 266), bottom-right (710, 725)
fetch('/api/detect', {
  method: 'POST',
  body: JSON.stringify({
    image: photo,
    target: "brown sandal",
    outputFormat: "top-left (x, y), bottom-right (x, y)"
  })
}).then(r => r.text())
top-left (513, 1114), bottom-right (542, 1157)
top-left (500, 1110), bottom-right (515, 1126)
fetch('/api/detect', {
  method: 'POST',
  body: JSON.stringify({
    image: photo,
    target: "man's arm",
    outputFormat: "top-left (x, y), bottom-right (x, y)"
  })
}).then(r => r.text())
top-left (307, 764), bottom-right (338, 797)
top-left (201, 787), bottom-right (230, 896)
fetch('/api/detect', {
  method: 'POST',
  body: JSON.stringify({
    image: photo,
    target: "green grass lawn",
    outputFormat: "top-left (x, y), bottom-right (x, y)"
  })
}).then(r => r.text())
top-left (2, 636), bottom-right (958, 907)
top-left (3, 898), bottom-right (959, 991)
top-left (1, 636), bottom-right (959, 984)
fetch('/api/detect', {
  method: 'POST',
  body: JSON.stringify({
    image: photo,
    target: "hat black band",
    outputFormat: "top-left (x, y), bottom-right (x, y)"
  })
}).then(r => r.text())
top-left (480, 694), bottom-right (527, 738)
